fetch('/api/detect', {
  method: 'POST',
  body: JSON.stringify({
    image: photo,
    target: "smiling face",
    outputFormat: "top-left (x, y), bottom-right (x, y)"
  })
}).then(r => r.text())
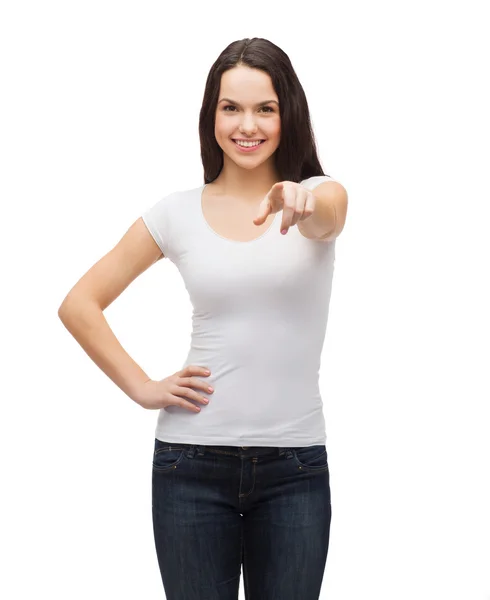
top-left (214, 65), bottom-right (281, 172)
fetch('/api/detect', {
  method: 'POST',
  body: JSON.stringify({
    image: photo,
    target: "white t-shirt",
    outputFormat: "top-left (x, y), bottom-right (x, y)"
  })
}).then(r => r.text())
top-left (141, 175), bottom-right (338, 447)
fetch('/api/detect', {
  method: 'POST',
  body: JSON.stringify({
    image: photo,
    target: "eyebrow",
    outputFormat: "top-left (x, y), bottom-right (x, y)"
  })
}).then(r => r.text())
top-left (218, 98), bottom-right (279, 107)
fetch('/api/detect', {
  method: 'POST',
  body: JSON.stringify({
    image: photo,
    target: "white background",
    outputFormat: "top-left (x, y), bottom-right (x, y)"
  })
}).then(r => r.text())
top-left (1, 1), bottom-right (489, 598)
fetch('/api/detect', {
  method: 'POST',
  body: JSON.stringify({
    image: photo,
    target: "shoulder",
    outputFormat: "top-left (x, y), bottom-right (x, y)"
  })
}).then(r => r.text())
top-left (300, 175), bottom-right (338, 190)
top-left (142, 185), bottom-right (200, 217)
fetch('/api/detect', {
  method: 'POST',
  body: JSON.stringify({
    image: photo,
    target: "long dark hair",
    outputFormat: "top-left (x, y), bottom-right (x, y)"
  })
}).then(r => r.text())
top-left (199, 38), bottom-right (329, 184)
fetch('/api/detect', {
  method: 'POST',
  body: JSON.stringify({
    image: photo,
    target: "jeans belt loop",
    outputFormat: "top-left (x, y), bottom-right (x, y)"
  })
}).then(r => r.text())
top-left (196, 444), bottom-right (205, 456)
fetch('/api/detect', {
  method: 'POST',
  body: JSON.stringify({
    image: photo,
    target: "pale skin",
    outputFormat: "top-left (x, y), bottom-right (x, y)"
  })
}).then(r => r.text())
top-left (204, 64), bottom-right (347, 242)
top-left (58, 64), bottom-right (348, 412)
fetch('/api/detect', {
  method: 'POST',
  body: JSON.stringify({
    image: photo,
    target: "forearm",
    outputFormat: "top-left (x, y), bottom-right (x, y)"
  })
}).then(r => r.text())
top-left (58, 298), bottom-right (150, 404)
top-left (297, 192), bottom-right (337, 241)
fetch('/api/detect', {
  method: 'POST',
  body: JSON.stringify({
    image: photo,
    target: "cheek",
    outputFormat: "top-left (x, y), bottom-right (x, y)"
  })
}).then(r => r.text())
top-left (215, 114), bottom-right (233, 134)
top-left (268, 118), bottom-right (281, 137)
top-left (270, 126), bottom-right (281, 145)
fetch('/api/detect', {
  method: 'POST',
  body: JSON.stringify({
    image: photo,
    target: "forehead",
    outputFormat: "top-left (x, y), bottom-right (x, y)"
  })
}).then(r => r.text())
top-left (219, 66), bottom-right (278, 101)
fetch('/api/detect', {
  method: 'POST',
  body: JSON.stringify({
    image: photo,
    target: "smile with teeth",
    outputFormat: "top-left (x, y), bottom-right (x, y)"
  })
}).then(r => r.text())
top-left (233, 139), bottom-right (265, 147)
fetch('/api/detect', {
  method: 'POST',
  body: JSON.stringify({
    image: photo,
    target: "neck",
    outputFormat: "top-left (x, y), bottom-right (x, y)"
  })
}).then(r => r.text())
top-left (211, 157), bottom-right (280, 200)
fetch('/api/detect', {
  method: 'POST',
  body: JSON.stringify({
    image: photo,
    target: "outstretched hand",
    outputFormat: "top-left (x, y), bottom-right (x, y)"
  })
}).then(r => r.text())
top-left (253, 181), bottom-right (316, 235)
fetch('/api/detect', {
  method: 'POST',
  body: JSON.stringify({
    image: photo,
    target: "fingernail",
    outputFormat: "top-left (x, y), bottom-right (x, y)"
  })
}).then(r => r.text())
top-left (281, 229), bottom-right (287, 235)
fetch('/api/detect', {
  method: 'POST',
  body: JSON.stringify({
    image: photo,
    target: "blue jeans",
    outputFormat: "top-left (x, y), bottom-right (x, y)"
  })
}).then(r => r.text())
top-left (152, 438), bottom-right (332, 599)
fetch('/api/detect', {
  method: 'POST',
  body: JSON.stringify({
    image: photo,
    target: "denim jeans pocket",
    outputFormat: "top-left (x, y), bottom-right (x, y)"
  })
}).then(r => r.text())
top-left (291, 445), bottom-right (329, 471)
top-left (152, 439), bottom-right (186, 472)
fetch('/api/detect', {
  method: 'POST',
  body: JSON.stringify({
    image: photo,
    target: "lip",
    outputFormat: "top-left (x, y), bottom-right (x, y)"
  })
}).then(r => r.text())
top-left (232, 139), bottom-right (265, 153)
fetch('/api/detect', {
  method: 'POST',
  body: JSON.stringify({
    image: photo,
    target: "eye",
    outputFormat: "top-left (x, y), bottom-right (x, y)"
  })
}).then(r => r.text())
top-left (222, 105), bottom-right (274, 113)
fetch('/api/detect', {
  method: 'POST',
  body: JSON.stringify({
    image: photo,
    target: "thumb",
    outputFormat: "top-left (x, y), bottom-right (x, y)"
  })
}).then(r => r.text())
top-left (253, 197), bottom-right (271, 225)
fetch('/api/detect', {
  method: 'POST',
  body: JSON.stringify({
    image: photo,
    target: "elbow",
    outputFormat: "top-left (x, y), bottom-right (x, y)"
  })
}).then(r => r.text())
top-left (57, 293), bottom-right (93, 322)
top-left (58, 299), bottom-right (70, 321)
top-left (58, 300), bottom-right (77, 325)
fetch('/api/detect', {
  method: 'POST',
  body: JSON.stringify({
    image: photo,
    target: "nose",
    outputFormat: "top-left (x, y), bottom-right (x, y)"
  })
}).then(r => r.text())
top-left (239, 112), bottom-right (258, 135)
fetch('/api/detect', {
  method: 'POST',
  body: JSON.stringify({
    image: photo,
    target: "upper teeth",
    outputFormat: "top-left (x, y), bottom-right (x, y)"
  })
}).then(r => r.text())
top-left (234, 140), bottom-right (263, 147)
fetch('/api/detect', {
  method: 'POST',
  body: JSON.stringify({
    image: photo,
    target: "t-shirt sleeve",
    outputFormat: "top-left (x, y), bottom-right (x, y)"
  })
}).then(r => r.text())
top-left (140, 195), bottom-right (172, 257)
top-left (300, 174), bottom-right (338, 190)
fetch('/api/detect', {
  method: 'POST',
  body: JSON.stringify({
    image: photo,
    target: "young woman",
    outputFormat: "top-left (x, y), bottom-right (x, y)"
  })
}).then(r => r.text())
top-left (59, 37), bottom-right (348, 600)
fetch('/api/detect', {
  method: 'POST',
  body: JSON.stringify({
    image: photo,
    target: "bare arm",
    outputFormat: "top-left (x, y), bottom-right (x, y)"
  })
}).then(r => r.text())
top-left (58, 217), bottom-right (164, 405)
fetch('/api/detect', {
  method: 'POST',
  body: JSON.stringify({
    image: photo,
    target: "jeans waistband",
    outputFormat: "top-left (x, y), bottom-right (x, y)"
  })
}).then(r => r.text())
top-left (177, 443), bottom-right (293, 458)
